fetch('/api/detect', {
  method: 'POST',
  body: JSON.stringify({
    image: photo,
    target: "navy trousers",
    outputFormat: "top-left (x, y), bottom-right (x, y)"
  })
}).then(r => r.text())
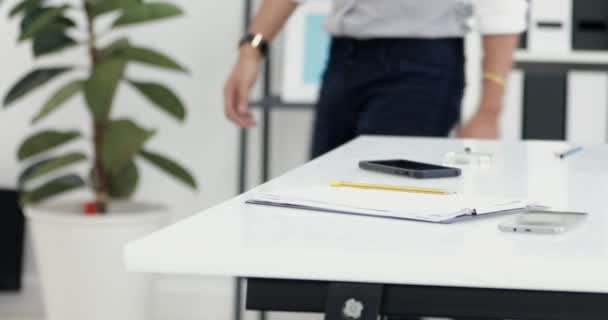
top-left (311, 37), bottom-right (465, 158)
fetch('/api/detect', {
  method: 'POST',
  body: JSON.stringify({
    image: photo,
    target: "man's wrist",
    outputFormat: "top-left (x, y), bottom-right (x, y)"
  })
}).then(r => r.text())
top-left (479, 79), bottom-right (506, 117)
top-left (239, 45), bottom-right (262, 63)
top-left (483, 72), bottom-right (506, 88)
top-left (477, 102), bottom-right (502, 119)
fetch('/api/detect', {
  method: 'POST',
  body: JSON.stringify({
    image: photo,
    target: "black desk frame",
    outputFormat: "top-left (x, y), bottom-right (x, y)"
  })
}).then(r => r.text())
top-left (247, 278), bottom-right (608, 320)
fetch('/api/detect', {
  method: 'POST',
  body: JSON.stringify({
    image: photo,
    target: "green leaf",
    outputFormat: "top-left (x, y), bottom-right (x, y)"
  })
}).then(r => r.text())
top-left (18, 130), bottom-right (80, 161)
top-left (107, 160), bottom-right (139, 198)
top-left (99, 39), bottom-right (187, 72)
top-left (20, 7), bottom-right (73, 29)
top-left (140, 149), bottom-right (197, 189)
top-left (91, 0), bottom-right (141, 17)
top-left (112, 2), bottom-right (183, 28)
top-left (33, 30), bottom-right (77, 57)
top-left (3, 67), bottom-right (73, 107)
top-left (41, 15), bottom-right (75, 29)
top-left (84, 59), bottom-right (126, 121)
top-left (19, 152), bottom-right (86, 184)
top-left (19, 6), bottom-right (42, 32)
top-left (101, 119), bottom-right (154, 175)
top-left (99, 37), bottom-right (130, 60)
top-left (33, 79), bottom-right (84, 123)
top-left (128, 80), bottom-right (185, 121)
top-left (21, 174), bottom-right (84, 205)
top-left (9, 0), bottom-right (42, 18)
top-left (122, 46), bottom-right (188, 72)
top-left (20, 5), bottom-right (68, 41)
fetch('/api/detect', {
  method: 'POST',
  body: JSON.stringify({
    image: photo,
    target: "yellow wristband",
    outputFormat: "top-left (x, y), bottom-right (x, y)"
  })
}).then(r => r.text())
top-left (483, 72), bottom-right (506, 88)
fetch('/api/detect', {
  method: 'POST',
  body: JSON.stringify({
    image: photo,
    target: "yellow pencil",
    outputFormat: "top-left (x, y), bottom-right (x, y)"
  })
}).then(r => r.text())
top-left (330, 180), bottom-right (450, 195)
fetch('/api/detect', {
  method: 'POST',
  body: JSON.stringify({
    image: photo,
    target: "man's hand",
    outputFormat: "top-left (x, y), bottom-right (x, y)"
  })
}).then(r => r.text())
top-left (459, 108), bottom-right (499, 139)
top-left (223, 47), bottom-right (262, 128)
top-left (461, 33), bottom-right (520, 139)
top-left (222, 0), bottom-right (297, 128)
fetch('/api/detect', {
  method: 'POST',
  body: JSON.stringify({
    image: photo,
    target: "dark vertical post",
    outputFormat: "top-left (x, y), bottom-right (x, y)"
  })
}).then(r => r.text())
top-left (235, 0), bottom-right (254, 318)
top-left (0, 190), bottom-right (24, 291)
top-left (235, 129), bottom-right (247, 320)
top-left (259, 10), bottom-right (273, 320)
top-left (261, 52), bottom-right (272, 182)
top-left (238, 0), bottom-right (273, 318)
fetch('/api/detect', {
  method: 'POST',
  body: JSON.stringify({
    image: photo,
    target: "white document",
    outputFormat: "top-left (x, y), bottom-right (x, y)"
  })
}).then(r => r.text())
top-left (529, 0), bottom-right (572, 53)
top-left (567, 71), bottom-right (608, 144)
top-left (247, 187), bottom-right (528, 223)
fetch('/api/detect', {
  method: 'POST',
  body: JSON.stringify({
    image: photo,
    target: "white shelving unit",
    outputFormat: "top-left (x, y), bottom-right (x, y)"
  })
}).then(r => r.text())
top-left (515, 50), bottom-right (608, 65)
top-left (510, 49), bottom-right (608, 144)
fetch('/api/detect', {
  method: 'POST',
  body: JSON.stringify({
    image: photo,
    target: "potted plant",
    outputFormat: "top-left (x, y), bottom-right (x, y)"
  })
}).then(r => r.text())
top-left (2, 1), bottom-right (197, 319)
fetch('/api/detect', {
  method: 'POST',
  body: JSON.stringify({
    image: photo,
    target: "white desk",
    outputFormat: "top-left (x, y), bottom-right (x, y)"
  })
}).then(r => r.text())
top-left (126, 137), bottom-right (608, 319)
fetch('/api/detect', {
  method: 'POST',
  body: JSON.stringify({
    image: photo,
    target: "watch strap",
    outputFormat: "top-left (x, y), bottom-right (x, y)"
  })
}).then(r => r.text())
top-left (239, 33), bottom-right (269, 57)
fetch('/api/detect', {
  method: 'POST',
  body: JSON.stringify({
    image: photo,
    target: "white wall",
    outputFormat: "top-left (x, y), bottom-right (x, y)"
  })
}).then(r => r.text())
top-left (0, 0), bottom-right (312, 318)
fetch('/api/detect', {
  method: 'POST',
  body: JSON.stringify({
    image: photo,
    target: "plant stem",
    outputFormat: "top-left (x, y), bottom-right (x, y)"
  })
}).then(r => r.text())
top-left (84, 1), bottom-right (109, 214)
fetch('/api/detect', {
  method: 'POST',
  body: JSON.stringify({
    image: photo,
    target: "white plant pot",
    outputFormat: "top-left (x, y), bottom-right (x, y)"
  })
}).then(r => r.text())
top-left (26, 201), bottom-right (166, 320)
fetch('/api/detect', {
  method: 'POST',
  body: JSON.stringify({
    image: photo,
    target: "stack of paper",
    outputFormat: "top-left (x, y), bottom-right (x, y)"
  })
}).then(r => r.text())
top-left (247, 187), bottom-right (528, 223)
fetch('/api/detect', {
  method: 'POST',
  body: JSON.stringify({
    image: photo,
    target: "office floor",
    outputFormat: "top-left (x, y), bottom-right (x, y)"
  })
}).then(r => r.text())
top-left (0, 276), bottom-right (322, 320)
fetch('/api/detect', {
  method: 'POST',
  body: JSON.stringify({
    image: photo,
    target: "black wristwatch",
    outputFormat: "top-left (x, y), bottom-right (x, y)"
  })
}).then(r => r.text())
top-left (239, 33), bottom-right (269, 57)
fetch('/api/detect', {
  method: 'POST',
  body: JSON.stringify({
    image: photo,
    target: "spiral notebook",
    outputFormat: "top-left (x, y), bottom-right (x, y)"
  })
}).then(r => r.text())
top-left (246, 187), bottom-right (529, 223)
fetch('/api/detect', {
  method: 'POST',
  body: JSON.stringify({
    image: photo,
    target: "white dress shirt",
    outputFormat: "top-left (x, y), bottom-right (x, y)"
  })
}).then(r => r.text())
top-left (291, 0), bottom-right (528, 38)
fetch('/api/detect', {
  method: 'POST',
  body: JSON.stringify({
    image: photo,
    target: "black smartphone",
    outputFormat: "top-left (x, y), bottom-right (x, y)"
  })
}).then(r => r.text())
top-left (359, 159), bottom-right (461, 179)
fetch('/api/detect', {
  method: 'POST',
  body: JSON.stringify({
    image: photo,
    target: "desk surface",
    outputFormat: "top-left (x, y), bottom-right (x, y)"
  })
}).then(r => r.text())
top-left (125, 137), bottom-right (608, 294)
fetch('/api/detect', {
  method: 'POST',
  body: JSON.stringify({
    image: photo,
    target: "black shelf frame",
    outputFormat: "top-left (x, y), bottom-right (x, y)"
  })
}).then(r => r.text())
top-left (250, 95), bottom-right (314, 110)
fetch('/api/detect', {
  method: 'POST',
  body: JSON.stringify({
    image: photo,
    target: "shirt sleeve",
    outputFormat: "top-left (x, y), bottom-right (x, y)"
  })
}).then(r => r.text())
top-left (474, 0), bottom-right (529, 35)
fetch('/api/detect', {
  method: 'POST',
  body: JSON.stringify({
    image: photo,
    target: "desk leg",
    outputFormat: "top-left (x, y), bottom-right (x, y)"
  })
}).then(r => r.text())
top-left (325, 283), bottom-right (384, 320)
top-left (234, 278), bottom-right (243, 320)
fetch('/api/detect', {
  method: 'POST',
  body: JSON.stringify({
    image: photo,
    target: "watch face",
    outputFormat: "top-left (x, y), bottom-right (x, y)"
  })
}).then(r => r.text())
top-left (240, 33), bottom-right (268, 56)
top-left (251, 34), bottom-right (264, 48)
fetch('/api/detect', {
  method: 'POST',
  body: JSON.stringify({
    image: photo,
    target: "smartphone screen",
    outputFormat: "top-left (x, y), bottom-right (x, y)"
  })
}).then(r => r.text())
top-left (369, 160), bottom-right (452, 171)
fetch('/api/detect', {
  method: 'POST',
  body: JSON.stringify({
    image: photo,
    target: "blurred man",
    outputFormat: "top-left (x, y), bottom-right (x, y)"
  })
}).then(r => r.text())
top-left (224, 0), bottom-right (527, 159)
